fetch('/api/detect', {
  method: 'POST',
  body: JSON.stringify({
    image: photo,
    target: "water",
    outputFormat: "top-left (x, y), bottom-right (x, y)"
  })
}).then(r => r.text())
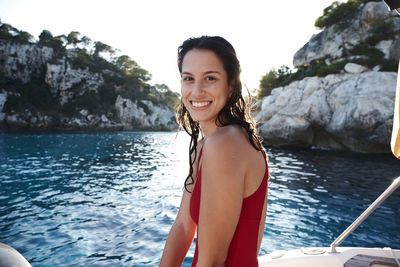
top-left (0, 132), bottom-right (400, 266)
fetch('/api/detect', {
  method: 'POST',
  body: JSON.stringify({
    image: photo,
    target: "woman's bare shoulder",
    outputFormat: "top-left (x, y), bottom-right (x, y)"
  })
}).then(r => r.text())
top-left (203, 125), bottom-right (252, 163)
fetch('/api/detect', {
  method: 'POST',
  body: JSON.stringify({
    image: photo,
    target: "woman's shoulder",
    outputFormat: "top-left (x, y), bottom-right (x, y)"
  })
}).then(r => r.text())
top-left (204, 125), bottom-right (252, 157)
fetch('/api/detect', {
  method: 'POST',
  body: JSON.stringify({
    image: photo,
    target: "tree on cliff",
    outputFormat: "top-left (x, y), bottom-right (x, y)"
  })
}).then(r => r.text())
top-left (315, 0), bottom-right (381, 29)
top-left (114, 55), bottom-right (151, 82)
top-left (66, 31), bottom-right (81, 47)
top-left (38, 30), bottom-right (65, 54)
top-left (0, 22), bottom-right (34, 44)
top-left (258, 66), bottom-right (292, 99)
top-left (0, 20), bottom-right (180, 127)
top-left (93, 41), bottom-right (115, 58)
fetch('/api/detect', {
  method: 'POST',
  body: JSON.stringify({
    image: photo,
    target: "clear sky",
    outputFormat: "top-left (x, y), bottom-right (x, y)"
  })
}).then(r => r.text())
top-left (1, 0), bottom-right (337, 93)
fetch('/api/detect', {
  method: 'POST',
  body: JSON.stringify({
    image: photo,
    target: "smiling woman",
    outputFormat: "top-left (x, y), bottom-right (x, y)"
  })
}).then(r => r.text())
top-left (180, 49), bottom-right (232, 126)
top-left (160, 36), bottom-right (269, 267)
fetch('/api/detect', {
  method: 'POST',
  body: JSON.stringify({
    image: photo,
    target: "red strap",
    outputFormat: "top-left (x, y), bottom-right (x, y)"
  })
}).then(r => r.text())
top-left (197, 145), bottom-right (204, 165)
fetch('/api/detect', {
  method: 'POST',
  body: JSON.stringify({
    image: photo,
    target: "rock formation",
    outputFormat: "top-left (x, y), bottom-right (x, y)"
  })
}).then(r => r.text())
top-left (256, 71), bottom-right (396, 153)
top-left (0, 40), bottom-right (53, 83)
top-left (256, 1), bottom-right (399, 153)
top-left (45, 59), bottom-right (104, 105)
top-left (115, 95), bottom-right (176, 130)
top-left (293, 2), bottom-right (400, 67)
top-left (0, 36), bottom-right (178, 131)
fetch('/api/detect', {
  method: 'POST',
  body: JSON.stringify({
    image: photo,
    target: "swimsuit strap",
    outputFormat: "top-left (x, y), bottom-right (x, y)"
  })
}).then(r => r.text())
top-left (197, 145), bottom-right (204, 165)
top-left (195, 145), bottom-right (204, 178)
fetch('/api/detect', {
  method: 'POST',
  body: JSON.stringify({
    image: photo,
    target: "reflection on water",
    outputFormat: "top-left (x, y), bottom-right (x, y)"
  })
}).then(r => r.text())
top-left (0, 132), bottom-right (399, 266)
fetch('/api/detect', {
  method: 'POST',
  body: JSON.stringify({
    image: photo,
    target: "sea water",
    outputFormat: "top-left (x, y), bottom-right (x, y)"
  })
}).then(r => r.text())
top-left (0, 132), bottom-right (399, 266)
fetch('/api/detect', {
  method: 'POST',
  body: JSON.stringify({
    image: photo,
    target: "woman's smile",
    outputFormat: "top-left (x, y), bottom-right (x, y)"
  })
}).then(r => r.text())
top-left (191, 100), bottom-right (212, 108)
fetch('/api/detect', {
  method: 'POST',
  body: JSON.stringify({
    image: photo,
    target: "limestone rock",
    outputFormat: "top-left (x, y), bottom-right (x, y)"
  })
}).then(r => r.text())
top-left (0, 40), bottom-right (53, 83)
top-left (4, 110), bottom-right (55, 128)
top-left (256, 71), bottom-right (396, 153)
top-left (115, 95), bottom-right (176, 130)
top-left (375, 40), bottom-right (393, 59)
top-left (101, 114), bottom-right (108, 123)
top-left (293, 1), bottom-right (397, 67)
top-left (0, 37), bottom-right (178, 131)
top-left (45, 59), bottom-right (104, 105)
top-left (79, 109), bottom-right (88, 117)
top-left (344, 63), bottom-right (368, 74)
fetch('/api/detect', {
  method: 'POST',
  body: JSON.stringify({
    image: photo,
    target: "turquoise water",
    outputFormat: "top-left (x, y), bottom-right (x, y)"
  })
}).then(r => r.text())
top-left (0, 132), bottom-right (400, 266)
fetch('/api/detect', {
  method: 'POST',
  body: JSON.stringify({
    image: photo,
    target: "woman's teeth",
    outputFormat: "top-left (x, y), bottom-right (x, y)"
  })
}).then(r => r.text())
top-left (192, 101), bottom-right (210, 107)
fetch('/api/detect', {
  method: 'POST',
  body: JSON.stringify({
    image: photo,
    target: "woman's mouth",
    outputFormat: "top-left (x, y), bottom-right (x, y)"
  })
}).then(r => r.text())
top-left (191, 101), bottom-right (212, 108)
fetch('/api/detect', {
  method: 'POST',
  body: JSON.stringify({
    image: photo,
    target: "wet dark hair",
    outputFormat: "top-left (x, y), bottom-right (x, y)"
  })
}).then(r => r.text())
top-left (177, 36), bottom-right (263, 193)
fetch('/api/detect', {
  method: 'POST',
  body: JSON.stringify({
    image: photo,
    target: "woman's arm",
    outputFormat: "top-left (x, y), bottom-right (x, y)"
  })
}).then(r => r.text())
top-left (159, 188), bottom-right (197, 267)
top-left (160, 140), bottom-right (205, 266)
top-left (195, 134), bottom-right (246, 267)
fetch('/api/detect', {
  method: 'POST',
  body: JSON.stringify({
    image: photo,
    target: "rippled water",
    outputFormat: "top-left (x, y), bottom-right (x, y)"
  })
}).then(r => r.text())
top-left (0, 132), bottom-right (400, 266)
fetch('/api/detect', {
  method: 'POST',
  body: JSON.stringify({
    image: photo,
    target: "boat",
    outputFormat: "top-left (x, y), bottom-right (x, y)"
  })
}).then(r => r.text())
top-left (0, 242), bottom-right (31, 267)
top-left (258, 177), bottom-right (400, 267)
top-left (259, 246), bottom-right (400, 267)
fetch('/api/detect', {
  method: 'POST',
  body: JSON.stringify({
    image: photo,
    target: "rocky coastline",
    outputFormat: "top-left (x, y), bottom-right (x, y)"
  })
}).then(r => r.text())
top-left (255, 1), bottom-right (399, 153)
top-left (0, 26), bottom-right (178, 132)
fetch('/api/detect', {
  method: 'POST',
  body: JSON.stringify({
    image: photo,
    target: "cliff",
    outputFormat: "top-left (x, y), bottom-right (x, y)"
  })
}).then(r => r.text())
top-left (293, 2), bottom-right (400, 68)
top-left (0, 24), bottom-right (178, 131)
top-left (256, 1), bottom-right (399, 153)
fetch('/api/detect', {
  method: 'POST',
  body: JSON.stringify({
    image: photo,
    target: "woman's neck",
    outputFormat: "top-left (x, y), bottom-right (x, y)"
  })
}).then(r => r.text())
top-left (199, 120), bottom-right (219, 139)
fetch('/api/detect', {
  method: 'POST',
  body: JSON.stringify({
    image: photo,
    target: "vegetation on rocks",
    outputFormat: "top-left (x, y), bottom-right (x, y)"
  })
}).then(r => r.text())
top-left (0, 19), bottom-right (180, 129)
top-left (314, 0), bottom-right (361, 30)
top-left (257, 0), bottom-right (398, 99)
top-left (314, 0), bottom-right (380, 30)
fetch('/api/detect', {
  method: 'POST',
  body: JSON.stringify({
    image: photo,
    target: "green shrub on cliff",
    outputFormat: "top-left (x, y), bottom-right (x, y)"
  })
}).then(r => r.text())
top-left (257, 69), bottom-right (278, 99)
top-left (258, 66), bottom-right (292, 99)
top-left (315, 0), bottom-right (360, 29)
top-left (314, 0), bottom-right (381, 30)
top-left (0, 21), bottom-right (180, 119)
top-left (72, 49), bottom-right (90, 69)
top-left (350, 43), bottom-right (384, 68)
top-left (348, 41), bottom-right (396, 72)
top-left (155, 84), bottom-right (180, 110)
top-left (0, 22), bottom-right (34, 44)
top-left (257, 60), bottom-right (348, 100)
top-left (366, 19), bottom-right (396, 45)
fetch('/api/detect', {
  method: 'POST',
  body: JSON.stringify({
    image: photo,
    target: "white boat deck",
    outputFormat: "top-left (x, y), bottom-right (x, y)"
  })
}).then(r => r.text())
top-left (259, 247), bottom-right (400, 267)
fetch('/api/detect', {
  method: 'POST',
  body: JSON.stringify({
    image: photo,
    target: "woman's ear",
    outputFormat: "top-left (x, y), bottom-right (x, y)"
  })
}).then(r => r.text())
top-left (228, 81), bottom-right (234, 97)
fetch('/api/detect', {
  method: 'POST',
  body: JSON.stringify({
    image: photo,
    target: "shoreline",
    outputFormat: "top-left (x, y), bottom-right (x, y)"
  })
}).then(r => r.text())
top-left (0, 127), bottom-right (178, 135)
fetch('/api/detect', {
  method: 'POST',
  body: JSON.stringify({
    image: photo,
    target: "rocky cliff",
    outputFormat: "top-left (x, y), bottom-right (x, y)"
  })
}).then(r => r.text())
top-left (293, 2), bottom-right (400, 68)
top-left (0, 25), bottom-right (178, 131)
top-left (256, 1), bottom-right (399, 153)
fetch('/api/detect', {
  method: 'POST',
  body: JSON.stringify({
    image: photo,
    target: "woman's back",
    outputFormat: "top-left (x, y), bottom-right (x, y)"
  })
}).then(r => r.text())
top-left (190, 126), bottom-right (269, 266)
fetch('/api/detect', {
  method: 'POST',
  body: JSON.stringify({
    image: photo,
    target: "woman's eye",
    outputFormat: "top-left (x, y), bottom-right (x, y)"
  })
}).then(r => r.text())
top-left (183, 76), bottom-right (193, 81)
top-left (205, 76), bottom-right (216, 81)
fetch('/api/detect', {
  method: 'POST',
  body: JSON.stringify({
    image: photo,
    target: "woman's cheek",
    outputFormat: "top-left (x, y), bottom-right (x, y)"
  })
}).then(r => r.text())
top-left (181, 88), bottom-right (190, 109)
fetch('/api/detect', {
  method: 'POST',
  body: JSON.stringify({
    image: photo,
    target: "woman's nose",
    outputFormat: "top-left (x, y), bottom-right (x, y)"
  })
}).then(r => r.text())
top-left (192, 81), bottom-right (204, 95)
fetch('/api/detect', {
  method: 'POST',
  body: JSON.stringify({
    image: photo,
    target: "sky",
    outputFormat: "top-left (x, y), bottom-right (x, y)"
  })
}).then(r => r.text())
top-left (1, 0), bottom-right (338, 93)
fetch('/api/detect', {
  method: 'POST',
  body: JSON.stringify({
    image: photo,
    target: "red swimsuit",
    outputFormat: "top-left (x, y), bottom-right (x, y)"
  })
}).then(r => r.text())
top-left (190, 146), bottom-right (269, 267)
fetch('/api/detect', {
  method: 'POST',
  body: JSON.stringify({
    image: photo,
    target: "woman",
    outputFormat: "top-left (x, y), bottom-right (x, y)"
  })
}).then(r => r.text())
top-left (160, 36), bottom-right (269, 267)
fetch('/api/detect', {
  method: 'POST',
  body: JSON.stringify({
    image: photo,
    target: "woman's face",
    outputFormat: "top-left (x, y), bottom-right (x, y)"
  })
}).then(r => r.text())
top-left (181, 49), bottom-right (232, 124)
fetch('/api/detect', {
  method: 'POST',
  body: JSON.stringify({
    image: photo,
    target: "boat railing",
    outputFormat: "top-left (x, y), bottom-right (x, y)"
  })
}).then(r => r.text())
top-left (330, 176), bottom-right (400, 253)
